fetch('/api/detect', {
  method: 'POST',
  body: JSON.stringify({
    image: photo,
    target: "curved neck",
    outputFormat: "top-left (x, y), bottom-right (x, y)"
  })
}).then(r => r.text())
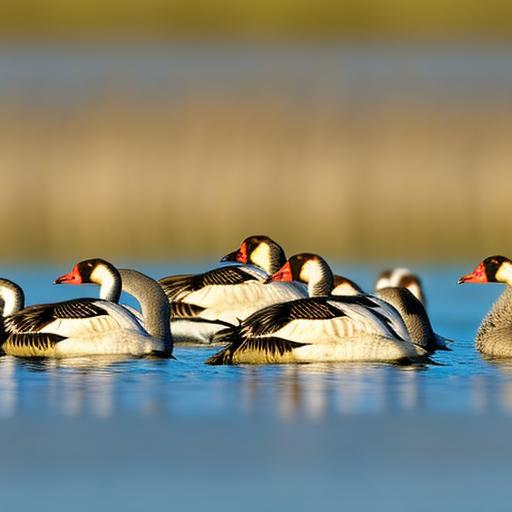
top-left (97, 266), bottom-right (122, 303)
top-left (496, 262), bottom-right (512, 286)
top-left (376, 287), bottom-right (434, 349)
top-left (268, 245), bottom-right (287, 274)
top-left (119, 269), bottom-right (172, 355)
top-left (0, 279), bottom-right (25, 316)
top-left (305, 260), bottom-right (334, 297)
top-left (251, 243), bottom-right (287, 274)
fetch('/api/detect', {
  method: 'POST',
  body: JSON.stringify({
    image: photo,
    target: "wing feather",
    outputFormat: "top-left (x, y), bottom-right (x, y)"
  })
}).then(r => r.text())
top-left (4, 299), bottom-right (108, 334)
top-left (4, 299), bottom-right (145, 338)
top-left (206, 336), bottom-right (307, 365)
top-left (2, 332), bottom-right (66, 357)
top-left (159, 266), bottom-right (262, 302)
top-left (171, 301), bottom-right (206, 319)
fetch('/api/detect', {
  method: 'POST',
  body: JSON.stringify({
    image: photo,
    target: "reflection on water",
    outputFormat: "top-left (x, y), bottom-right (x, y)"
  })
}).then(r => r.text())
top-left (2, 349), bottom-right (512, 419)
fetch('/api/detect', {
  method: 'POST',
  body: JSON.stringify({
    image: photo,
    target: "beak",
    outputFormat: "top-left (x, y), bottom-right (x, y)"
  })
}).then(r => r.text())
top-left (265, 262), bottom-right (293, 283)
top-left (54, 274), bottom-right (69, 284)
top-left (220, 250), bottom-right (240, 263)
top-left (458, 262), bottom-right (487, 284)
top-left (54, 267), bottom-right (82, 285)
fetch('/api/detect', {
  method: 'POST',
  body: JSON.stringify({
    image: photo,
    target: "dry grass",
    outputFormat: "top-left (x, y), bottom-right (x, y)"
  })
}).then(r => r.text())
top-left (2, 0), bottom-right (512, 40)
top-left (0, 93), bottom-right (510, 262)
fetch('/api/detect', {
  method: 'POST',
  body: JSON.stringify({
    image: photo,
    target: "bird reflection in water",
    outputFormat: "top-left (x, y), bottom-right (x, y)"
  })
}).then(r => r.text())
top-left (3, 356), bottom-right (512, 418)
top-left (0, 355), bottom-right (162, 418)
top-left (240, 362), bottom-right (431, 420)
top-left (475, 357), bottom-right (512, 414)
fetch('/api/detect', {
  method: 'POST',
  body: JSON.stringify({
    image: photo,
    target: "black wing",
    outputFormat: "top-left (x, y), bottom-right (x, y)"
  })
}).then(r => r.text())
top-left (239, 298), bottom-right (350, 338)
top-left (170, 301), bottom-right (206, 319)
top-left (207, 294), bottom-right (404, 365)
top-left (4, 298), bottom-right (109, 334)
top-left (2, 332), bottom-right (67, 357)
top-left (238, 294), bottom-right (404, 338)
top-left (159, 267), bottom-right (261, 302)
top-left (206, 336), bottom-right (307, 365)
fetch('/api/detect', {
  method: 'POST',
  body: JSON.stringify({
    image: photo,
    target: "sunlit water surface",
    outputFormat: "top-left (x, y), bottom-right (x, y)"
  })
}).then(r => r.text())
top-left (0, 263), bottom-right (508, 419)
top-left (1, 263), bottom-right (510, 511)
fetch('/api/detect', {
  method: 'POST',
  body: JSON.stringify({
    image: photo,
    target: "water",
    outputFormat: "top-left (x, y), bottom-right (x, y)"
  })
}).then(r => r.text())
top-left (1, 43), bottom-right (512, 107)
top-left (0, 262), bottom-right (507, 418)
top-left (1, 263), bottom-right (509, 510)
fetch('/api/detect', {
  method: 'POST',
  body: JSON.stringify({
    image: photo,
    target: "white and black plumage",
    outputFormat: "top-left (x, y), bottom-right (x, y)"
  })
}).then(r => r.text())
top-left (159, 235), bottom-right (306, 344)
top-left (375, 268), bottom-right (426, 306)
top-left (332, 274), bottom-right (447, 352)
top-left (331, 275), bottom-right (365, 296)
top-left (374, 286), bottom-right (448, 352)
top-left (0, 278), bottom-right (25, 317)
top-left (0, 259), bottom-right (172, 358)
top-left (459, 255), bottom-right (512, 357)
top-left (207, 254), bottom-right (427, 365)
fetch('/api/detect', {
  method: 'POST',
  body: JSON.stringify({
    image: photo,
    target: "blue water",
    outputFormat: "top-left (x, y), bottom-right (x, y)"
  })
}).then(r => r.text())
top-left (0, 262), bottom-right (507, 419)
top-left (1, 263), bottom-right (510, 511)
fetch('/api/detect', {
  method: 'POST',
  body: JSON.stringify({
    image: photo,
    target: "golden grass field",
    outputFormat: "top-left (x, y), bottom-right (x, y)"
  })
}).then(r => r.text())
top-left (1, 0), bottom-right (512, 40)
top-left (0, 92), bottom-right (510, 262)
top-left (0, 0), bottom-right (510, 262)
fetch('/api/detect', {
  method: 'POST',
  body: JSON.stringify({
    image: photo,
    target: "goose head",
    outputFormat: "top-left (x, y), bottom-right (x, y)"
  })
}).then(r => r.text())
top-left (266, 253), bottom-right (333, 297)
top-left (55, 258), bottom-right (121, 302)
top-left (459, 256), bottom-right (512, 286)
top-left (331, 275), bottom-right (364, 296)
top-left (375, 268), bottom-right (426, 306)
top-left (221, 235), bottom-right (286, 274)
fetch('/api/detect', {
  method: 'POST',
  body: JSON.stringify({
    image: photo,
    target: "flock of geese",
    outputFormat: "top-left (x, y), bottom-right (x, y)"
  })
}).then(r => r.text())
top-left (0, 234), bottom-right (509, 364)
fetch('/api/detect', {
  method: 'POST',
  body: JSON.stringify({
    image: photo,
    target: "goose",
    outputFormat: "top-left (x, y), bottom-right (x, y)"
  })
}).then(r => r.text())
top-left (375, 268), bottom-right (426, 306)
top-left (459, 255), bottom-right (512, 357)
top-left (0, 259), bottom-right (172, 358)
top-left (332, 274), bottom-right (446, 352)
top-left (206, 254), bottom-right (427, 365)
top-left (159, 235), bottom-right (307, 344)
top-left (374, 286), bottom-right (448, 352)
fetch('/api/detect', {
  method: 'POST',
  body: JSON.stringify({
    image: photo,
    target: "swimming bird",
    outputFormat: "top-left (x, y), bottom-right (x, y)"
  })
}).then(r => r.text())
top-left (374, 286), bottom-right (448, 352)
top-left (0, 259), bottom-right (172, 358)
top-left (375, 268), bottom-right (426, 306)
top-left (207, 254), bottom-right (427, 364)
top-left (159, 235), bottom-right (306, 344)
top-left (459, 255), bottom-right (512, 357)
top-left (333, 274), bottom-right (446, 352)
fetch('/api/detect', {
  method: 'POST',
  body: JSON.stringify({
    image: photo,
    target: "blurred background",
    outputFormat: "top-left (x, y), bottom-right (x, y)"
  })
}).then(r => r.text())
top-left (2, 6), bottom-right (512, 509)
top-left (1, 0), bottom-right (512, 262)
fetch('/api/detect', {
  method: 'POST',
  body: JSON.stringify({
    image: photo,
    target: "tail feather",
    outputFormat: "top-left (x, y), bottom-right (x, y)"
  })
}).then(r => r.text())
top-left (206, 326), bottom-right (242, 364)
top-left (209, 325), bottom-right (240, 345)
top-left (206, 345), bottom-right (236, 365)
top-left (434, 333), bottom-right (453, 351)
top-left (206, 334), bottom-right (308, 365)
